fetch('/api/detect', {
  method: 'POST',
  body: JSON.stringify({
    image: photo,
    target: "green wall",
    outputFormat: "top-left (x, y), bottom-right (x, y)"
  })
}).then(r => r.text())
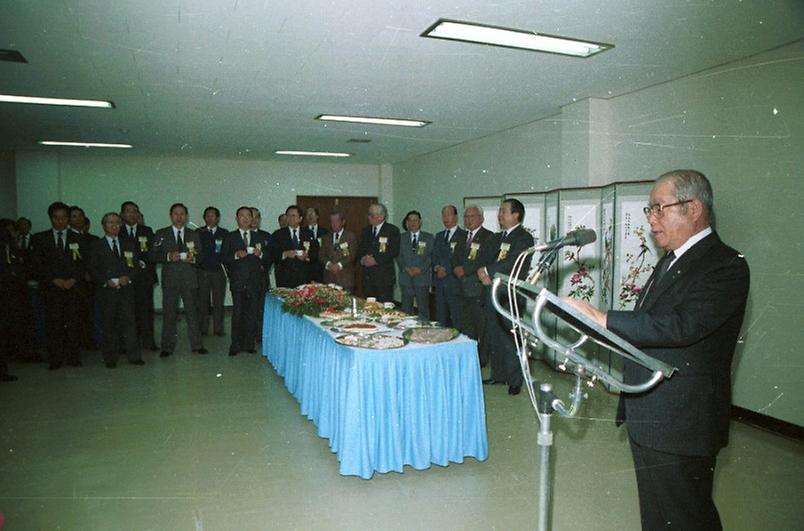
top-left (392, 42), bottom-right (804, 426)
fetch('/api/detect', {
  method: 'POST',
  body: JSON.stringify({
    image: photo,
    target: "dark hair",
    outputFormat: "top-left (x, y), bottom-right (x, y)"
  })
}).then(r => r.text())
top-left (503, 198), bottom-right (525, 223)
top-left (69, 205), bottom-right (85, 217)
top-left (169, 203), bottom-right (188, 215)
top-left (203, 206), bottom-right (221, 219)
top-left (442, 205), bottom-right (458, 216)
top-left (330, 209), bottom-right (345, 221)
top-left (277, 214), bottom-right (286, 222)
top-left (101, 212), bottom-right (121, 225)
top-left (17, 217), bottom-right (31, 227)
top-left (286, 205), bottom-right (302, 217)
top-left (120, 201), bottom-right (139, 213)
top-left (48, 201), bottom-right (70, 218)
top-left (236, 206), bottom-right (252, 217)
top-left (402, 210), bottom-right (422, 231)
top-left (306, 207), bottom-right (320, 217)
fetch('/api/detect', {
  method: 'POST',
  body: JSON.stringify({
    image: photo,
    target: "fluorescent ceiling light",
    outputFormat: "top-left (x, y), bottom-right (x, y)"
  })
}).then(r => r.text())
top-left (38, 141), bottom-right (132, 149)
top-left (316, 114), bottom-right (430, 128)
top-left (275, 150), bottom-right (352, 158)
top-left (421, 19), bottom-right (613, 58)
top-left (1, 94), bottom-right (114, 108)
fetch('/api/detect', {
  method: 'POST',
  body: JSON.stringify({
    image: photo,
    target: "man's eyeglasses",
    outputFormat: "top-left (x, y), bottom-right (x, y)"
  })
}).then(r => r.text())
top-left (643, 200), bottom-right (692, 218)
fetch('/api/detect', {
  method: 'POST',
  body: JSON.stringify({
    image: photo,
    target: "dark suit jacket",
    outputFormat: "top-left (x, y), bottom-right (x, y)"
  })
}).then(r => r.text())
top-left (318, 229), bottom-right (358, 291)
top-left (480, 225), bottom-right (535, 281)
top-left (87, 236), bottom-right (139, 287)
top-left (272, 226), bottom-right (319, 288)
top-left (198, 226), bottom-right (229, 272)
top-left (452, 226), bottom-right (494, 298)
top-left (119, 224), bottom-right (158, 285)
top-left (307, 225), bottom-right (330, 246)
top-left (30, 229), bottom-right (86, 287)
top-left (221, 229), bottom-right (271, 292)
top-left (607, 232), bottom-right (749, 457)
top-left (432, 227), bottom-right (467, 291)
top-left (149, 226), bottom-right (203, 288)
top-left (357, 222), bottom-right (401, 288)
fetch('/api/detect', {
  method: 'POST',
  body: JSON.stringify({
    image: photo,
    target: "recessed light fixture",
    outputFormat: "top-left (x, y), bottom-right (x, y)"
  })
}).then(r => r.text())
top-left (421, 19), bottom-right (613, 58)
top-left (316, 114), bottom-right (430, 128)
top-left (275, 150), bottom-right (352, 158)
top-left (1, 94), bottom-right (115, 108)
top-left (38, 141), bottom-right (132, 149)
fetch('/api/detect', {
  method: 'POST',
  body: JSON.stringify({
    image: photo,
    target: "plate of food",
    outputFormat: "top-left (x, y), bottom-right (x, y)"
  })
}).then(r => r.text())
top-left (340, 322), bottom-right (380, 334)
top-left (319, 309), bottom-right (353, 320)
top-left (402, 326), bottom-right (460, 344)
top-left (335, 334), bottom-right (408, 349)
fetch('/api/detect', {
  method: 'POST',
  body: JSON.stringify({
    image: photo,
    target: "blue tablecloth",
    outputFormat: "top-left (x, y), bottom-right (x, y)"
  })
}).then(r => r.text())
top-left (263, 296), bottom-right (489, 479)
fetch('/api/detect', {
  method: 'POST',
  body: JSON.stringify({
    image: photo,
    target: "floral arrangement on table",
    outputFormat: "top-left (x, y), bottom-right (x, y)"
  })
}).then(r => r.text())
top-left (618, 225), bottom-right (654, 309)
top-left (276, 283), bottom-right (350, 318)
top-left (564, 225), bottom-right (596, 301)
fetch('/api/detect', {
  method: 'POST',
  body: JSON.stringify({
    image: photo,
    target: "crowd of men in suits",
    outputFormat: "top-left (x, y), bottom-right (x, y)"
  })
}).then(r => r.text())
top-left (1, 197), bottom-right (534, 395)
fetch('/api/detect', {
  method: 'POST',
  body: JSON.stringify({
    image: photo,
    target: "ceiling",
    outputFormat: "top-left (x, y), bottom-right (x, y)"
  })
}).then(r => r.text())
top-left (1, 0), bottom-right (802, 164)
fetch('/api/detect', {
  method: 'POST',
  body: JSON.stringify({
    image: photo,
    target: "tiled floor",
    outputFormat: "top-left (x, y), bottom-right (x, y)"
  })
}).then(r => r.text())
top-left (1, 317), bottom-right (802, 530)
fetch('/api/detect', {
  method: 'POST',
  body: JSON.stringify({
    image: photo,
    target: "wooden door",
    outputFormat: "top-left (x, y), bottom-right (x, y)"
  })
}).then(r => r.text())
top-left (296, 195), bottom-right (378, 297)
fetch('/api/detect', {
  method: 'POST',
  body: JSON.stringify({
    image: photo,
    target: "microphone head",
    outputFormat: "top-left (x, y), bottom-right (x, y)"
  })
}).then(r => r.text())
top-left (566, 228), bottom-right (597, 247)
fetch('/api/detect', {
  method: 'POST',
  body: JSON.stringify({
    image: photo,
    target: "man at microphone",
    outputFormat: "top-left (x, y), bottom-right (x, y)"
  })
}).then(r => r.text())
top-left (566, 170), bottom-right (749, 530)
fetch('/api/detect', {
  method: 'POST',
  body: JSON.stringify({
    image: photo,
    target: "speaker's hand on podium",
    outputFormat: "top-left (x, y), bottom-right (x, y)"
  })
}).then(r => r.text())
top-left (563, 297), bottom-right (607, 328)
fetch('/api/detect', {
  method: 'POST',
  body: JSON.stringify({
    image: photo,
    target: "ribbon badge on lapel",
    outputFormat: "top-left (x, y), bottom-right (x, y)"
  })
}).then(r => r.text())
top-left (379, 236), bottom-right (388, 253)
top-left (450, 241), bottom-right (457, 253)
top-left (124, 251), bottom-right (134, 268)
top-left (468, 242), bottom-right (480, 261)
top-left (496, 242), bottom-right (510, 262)
top-left (417, 241), bottom-right (427, 256)
top-left (339, 241), bottom-right (349, 257)
top-left (303, 240), bottom-right (311, 253)
top-left (186, 241), bottom-right (196, 257)
top-left (68, 242), bottom-right (81, 261)
top-left (138, 236), bottom-right (148, 252)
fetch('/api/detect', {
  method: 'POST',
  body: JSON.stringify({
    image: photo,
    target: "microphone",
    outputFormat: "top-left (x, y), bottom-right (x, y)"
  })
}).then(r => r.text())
top-left (531, 228), bottom-right (597, 252)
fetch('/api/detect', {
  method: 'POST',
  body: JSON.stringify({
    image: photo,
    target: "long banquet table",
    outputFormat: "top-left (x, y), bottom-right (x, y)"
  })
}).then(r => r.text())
top-left (262, 296), bottom-right (488, 479)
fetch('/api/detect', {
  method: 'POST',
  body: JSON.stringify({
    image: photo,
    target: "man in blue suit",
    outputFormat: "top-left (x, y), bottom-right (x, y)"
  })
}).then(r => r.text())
top-left (432, 205), bottom-right (466, 328)
top-left (197, 206), bottom-right (229, 337)
top-left (567, 170), bottom-right (750, 530)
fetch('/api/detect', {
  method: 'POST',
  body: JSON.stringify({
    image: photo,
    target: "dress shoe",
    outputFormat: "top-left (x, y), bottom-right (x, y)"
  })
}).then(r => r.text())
top-left (68, 360), bottom-right (83, 367)
top-left (214, 332), bottom-right (226, 337)
top-left (130, 360), bottom-right (145, 366)
top-left (160, 351), bottom-right (172, 358)
top-left (0, 374), bottom-right (18, 382)
top-left (193, 348), bottom-right (208, 355)
top-left (48, 363), bottom-right (61, 371)
top-left (508, 385), bottom-right (522, 396)
top-left (228, 350), bottom-right (239, 357)
top-left (105, 361), bottom-right (117, 369)
top-left (148, 345), bottom-right (160, 352)
top-left (482, 378), bottom-right (504, 385)
top-left (247, 349), bottom-right (257, 354)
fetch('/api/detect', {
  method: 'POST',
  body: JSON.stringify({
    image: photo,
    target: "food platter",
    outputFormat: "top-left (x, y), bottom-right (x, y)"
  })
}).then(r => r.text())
top-left (335, 334), bottom-right (408, 349)
top-left (320, 319), bottom-right (381, 334)
top-left (402, 327), bottom-right (460, 344)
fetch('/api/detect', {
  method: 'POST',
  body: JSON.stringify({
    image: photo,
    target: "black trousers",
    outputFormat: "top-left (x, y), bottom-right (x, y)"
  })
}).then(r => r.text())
top-left (460, 295), bottom-right (486, 363)
top-left (230, 287), bottom-right (260, 353)
top-left (435, 283), bottom-right (462, 329)
top-left (133, 279), bottom-right (156, 349)
top-left (362, 272), bottom-right (394, 303)
top-left (42, 286), bottom-right (82, 365)
top-left (629, 436), bottom-right (721, 531)
top-left (98, 285), bottom-right (141, 363)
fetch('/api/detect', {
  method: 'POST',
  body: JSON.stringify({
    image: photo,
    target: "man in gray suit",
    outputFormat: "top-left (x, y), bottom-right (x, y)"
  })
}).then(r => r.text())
top-left (149, 203), bottom-right (207, 357)
top-left (452, 205), bottom-right (494, 365)
top-left (396, 211), bottom-right (434, 319)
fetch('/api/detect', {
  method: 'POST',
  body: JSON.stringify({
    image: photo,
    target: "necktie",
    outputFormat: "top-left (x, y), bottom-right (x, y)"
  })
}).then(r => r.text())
top-left (334, 232), bottom-right (339, 244)
top-left (466, 230), bottom-right (474, 245)
top-left (372, 226), bottom-right (377, 238)
top-left (112, 239), bottom-right (120, 257)
top-left (444, 231), bottom-right (450, 243)
top-left (411, 234), bottom-right (418, 252)
top-left (177, 230), bottom-right (183, 248)
top-left (655, 251), bottom-right (676, 283)
top-left (242, 231), bottom-right (249, 246)
top-left (130, 227), bottom-right (135, 238)
top-left (57, 231), bottom-right (64, 252)
top-left (292, 229), bottom-right (298, 247)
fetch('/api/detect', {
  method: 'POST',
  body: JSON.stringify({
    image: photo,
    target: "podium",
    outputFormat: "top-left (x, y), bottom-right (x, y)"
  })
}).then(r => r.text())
top-left (490, 271), bottom-right (676, 531)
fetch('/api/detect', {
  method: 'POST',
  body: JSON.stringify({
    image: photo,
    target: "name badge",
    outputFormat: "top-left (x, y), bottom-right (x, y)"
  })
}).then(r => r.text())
top-left (68, 242), bottom-right (81, 261)
top-left (450, 241), bottom-right (457, 253)
top-left (497, 242), bottom-right (511, 261)
top-left (469, 242), bottom-right (480, 261)
top-left (379, 236), bottom-right (388, 253)
top-left (214, 239), bottom-right (223, 253)
top-left (339, 241), bottom-right (350, 257)
top-left (417, 241), bottom-right (427, 256)
top-left (124, 250), bottom-right (134, 267)
top-left (137, 236), bottom-right (148, 252)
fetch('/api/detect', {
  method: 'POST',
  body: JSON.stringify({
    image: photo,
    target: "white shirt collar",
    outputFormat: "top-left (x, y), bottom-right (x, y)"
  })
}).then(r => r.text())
top-left (105, 235), bottom-right (118, 246)
top-left (503, 223), bottom-right (520, 236)
top-left (125, 224), bottom-right (137, 235)
top-left (668, 226), bottom-right (712, 265)
top-left (172, 226), bottom-right (184, 237)
top-left (373, 222), bottom-right (385, 233)
top-left (411, 231), bottom-right (420, 239)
